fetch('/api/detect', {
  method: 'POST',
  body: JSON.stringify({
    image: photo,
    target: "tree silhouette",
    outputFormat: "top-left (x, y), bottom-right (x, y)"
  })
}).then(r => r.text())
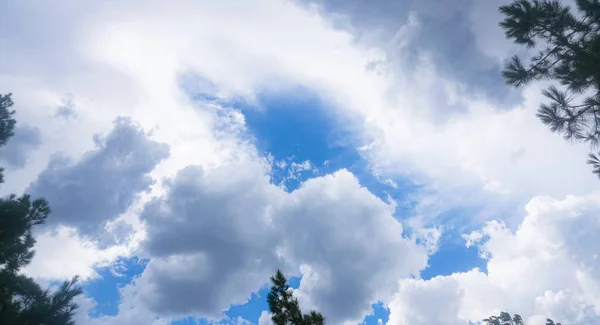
top-left (499, 0), bottom-right (600, 178)
top-left (267, 270), bottom-right (324, 325)
top-left (0, 93), bottom-right (83, 325)
top-left (484, 312), bottom-right (562, 325)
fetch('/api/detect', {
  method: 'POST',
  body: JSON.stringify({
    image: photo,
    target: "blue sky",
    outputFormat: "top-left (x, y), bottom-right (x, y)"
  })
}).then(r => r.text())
top-left (1, 0), bottom-right (599, 325)
top-left (78, 87), bottom-right (487, 324)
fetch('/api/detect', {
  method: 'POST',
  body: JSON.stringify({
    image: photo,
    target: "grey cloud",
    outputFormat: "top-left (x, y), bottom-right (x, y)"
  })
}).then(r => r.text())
top-left (277, 170), bottom-right (428, 323)
top-left (298, 0), bottom-right (521, 105)
top-left (138, 162), bottom-right (284, 319)
top-left (98, 219), bottom-right (135, 248)
top-left (54, 106), bottom-right (77, 119)
top-left (135, 162), bottom-right (427, 323)
top-left (28, 117), bottom-right (169, 236)
top-left (0, 124), bottom-right (42, 169)
top-left (54, 96), bottom-right (77, 119)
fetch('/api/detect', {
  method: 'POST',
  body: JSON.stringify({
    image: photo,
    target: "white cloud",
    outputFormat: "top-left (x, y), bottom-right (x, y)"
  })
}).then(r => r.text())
top-left (387, 192), bottom-right (600, 325)
top-left (27, 117), bottom-right (169, 236)
top-left (12, 118), bottom-right (168, 281)
top-left (23, 226), bottom-right (130, 281)
top-left (67, 161), bottom-right (428, 324)
top-left (362, 76), bottom-right (596, 205)
top-left (136, 161), bottom-right (283, 320)
top-left (280, 170), bottom-right (427, 324)
top-left (2, 0), bottom-right (599, 324)
top-left (133, 161), bottom-right (427, 323)
top-left (3, 0), bottom-right (592, 220)
top-left (73, 285), bottom-right (170, 325)
top-left (258, 311), bottom-right (273, 325)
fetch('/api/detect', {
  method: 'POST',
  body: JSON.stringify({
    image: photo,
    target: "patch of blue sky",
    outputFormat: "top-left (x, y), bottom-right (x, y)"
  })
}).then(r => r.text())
top-left (218, 276), bottom-right (301, 325)
top-left (413, 207), bottom-right (488, 281)
top-left (169, 277), bottom-right (302, 325)
top-left (421, 236), bottom-right (487, 280)
top-left (177, 73), bottom-right (420, 206)
top-left (234, 86), bottom-right (487, 323)
top-left (165, 75), bottom-right (488, 324)
top-left (167, 275), bottom-right (394, 325)
top-left (83, 256), bottom-right (148, 317)
top-left (237, 86), bottom-right (420, 204)
top-left (360, 302), bottom-right (390, 325)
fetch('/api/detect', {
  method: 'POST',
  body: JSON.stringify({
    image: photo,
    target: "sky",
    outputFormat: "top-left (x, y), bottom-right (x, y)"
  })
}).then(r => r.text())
top-left (0, 0), bottom-right (599, 324)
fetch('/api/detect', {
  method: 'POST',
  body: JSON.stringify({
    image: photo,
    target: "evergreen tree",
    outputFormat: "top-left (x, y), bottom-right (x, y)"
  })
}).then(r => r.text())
top-left (0, 93), bottom-right (83, 325)
top-left (267, 270), bottom-right (324, 325)
top-left (499, 0), bottom-right (600, 178)
top-left (484, 312), bottom-right (561, 325)
top-left (0, 93), bottom-right (16, 184)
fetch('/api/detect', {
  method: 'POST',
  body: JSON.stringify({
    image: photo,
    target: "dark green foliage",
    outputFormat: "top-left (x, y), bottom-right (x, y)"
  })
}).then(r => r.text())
top-left (0, 194), bottom-right (50, 272)
top-left (267, 269), bottom-right (325, 325)
top-left (484, 312), bottom-right (524, 325)
top-left (0, 93), bottom-right (17, 183)
top-left (484, 312), bottom-right (561, 325)
top-left (499, 0), bottom-right (600, 178)
top-left (0, 275), bottom-right (83, 325)
top-left (588, 152), bottom-right (600, 177)
top-left (0, 93), bottom-right (16, 147)
top-left (0, 93), bottom-right (83, 324)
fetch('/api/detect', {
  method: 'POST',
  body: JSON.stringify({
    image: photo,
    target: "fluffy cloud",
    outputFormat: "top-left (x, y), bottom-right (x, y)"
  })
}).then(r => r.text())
top-left (133, 162), bottom-right (427, 323)
top-left (23, 226), bottom-right (130, 281)
top-left (20, 118), bottom-right (168, 280)
top-left (296, 0), bottom-right (515, 103)
top-left (294, 0), bottom-right (597, 219)
top-left (2, 0), bottom-right (599, 324)
top-left (136, 161), bottom-right (283, 319)
top-left (279, 171), bottom-right (427, 324)
top-left (3, 0), bottom-right (592, 217)
top-left (258, 311), bottom-right (273, 325)
top-left (27, 117), bottom-right (169, 237)
top-left (387, 193), bottom-right (600, 325)
top-left (73, 286), bottom-right (170, 325)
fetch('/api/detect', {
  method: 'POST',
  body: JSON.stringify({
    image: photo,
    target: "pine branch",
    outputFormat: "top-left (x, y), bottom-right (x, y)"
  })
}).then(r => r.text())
top-left (588, 152), bottom-right (600, 178)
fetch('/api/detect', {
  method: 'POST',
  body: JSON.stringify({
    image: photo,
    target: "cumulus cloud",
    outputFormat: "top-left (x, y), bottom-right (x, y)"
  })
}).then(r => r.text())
top-left (2, 0), bottom-right (599, 324)
top-left (2, 0), bottom-right (592, 218)
top-left (27, 117), bottom-right (169, 236)
top-left (137, 161), bottom-right (283, 319)
top-left (73, 287), bottom-right (170, 325)
top-left (279, 170), bottom-right (427, 324)
top-left (258, 311), bottom-right (273, 325)
top-left (288, 0), bottom-right (596, 221)
top-left (19, 118), bottom-right (168, 281)
top-left (387, 193), bottom-right (600, 325)
top-left (23, 226), bottom-right (130, 281)
top-left (296, 0), bottom-right (516, 103)
top-left (130, 161), bottom-right (427, 324)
